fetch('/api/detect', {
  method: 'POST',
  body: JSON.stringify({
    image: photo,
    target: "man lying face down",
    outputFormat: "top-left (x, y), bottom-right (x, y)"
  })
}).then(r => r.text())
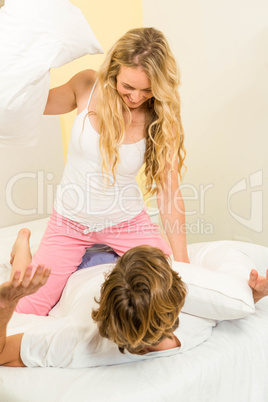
top-left (0, 244), bottom-right (267, 367)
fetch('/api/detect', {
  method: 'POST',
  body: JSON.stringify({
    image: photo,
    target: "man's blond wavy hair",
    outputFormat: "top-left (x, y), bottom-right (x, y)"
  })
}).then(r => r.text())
top-left (89, 27), bottom-right (186, 195)
top-left (92, 245), bottom-right (187, 355)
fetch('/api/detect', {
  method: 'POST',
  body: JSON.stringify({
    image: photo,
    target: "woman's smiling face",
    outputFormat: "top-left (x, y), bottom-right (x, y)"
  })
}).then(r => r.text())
top-left (116, 66), bottom-right (153, 109)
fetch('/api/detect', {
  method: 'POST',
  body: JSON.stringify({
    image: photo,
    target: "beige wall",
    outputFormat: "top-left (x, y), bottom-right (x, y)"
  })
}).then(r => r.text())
top-left (143, 0), bottom-right (268, 246)
top-left (0, 116), bottom-right (64, 227)
top-left (50, 0), bottom-right (143, 158)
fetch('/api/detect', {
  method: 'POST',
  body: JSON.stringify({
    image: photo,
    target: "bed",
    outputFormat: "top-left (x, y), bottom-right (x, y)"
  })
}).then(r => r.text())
top-left (0, 215), bottom-right (268, 402)
top-left (0, 11), bottom-right (268, 395)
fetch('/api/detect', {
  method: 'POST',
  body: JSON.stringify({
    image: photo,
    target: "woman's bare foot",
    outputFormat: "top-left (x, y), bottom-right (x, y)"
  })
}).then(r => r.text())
top-left (10, 229), bottom-right (31, 265)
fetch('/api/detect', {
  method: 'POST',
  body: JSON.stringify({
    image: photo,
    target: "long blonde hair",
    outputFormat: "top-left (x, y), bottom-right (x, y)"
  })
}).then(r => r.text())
top-left (92, 27), bottom-right (186, 194)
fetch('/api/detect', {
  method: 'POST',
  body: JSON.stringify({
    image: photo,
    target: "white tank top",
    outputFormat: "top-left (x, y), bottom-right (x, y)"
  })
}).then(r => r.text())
top-left (54, 82), bottom-right (146, 232)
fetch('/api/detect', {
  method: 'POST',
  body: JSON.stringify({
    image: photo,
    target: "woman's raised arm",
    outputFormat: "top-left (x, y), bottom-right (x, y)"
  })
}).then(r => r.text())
top-left (44, 69), bottom-right (96, 115)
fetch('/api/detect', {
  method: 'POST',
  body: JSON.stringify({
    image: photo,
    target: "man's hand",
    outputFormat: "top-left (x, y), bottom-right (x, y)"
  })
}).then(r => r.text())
top-left (0, 265), bottom-right (51, 363)
top-left (0, 265), bottom-right (51, 309)
top-left (248, 268), bottom-right (268, 303)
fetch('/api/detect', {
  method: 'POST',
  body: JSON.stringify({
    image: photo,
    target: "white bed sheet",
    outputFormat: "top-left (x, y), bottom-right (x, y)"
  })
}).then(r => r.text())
top-left (1, 299), bottom-right (268, 402)
top-left (0, 219), bottom-right (268, 401)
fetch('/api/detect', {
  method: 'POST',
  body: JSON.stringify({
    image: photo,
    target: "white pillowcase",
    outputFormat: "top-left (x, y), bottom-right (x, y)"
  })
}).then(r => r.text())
top-left (0, 0), bottom-right (103, 147)
top-left (173, 242), bottom-right (256, 320)
top-left (49, 244), bottom-right (256, 322)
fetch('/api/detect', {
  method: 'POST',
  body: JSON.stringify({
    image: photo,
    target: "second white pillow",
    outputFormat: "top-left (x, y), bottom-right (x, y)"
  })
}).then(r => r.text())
top-left (173, 243), bottom-right (256, 320)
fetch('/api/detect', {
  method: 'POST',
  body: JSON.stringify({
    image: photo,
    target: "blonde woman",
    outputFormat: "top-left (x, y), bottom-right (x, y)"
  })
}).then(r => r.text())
top-left (14, 27), bottom-right (189, 316)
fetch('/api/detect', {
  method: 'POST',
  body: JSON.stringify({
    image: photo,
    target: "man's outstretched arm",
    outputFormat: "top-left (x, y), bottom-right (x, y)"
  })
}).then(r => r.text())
top-left (0, 265), bottom-right (50, 367)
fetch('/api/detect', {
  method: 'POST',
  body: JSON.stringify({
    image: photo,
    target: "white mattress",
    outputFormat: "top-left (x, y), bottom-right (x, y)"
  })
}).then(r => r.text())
top-left (0, 219), bottom-right (268, 402)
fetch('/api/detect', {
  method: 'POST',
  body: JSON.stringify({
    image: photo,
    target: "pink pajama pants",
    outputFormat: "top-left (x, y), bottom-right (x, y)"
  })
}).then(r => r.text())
top-left (15, 208), bottom-right (171, 316)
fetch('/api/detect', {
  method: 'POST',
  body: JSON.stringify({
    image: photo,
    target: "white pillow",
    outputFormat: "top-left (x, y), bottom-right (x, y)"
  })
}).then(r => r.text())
top-left (49, 244), bottom-right (256, 322)
top-left (173, 242), bottom-right (256, 320)
top-left (0, 0), bottom-right (103, 147)
top-left (188, 240), bottom-right (268, 276)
